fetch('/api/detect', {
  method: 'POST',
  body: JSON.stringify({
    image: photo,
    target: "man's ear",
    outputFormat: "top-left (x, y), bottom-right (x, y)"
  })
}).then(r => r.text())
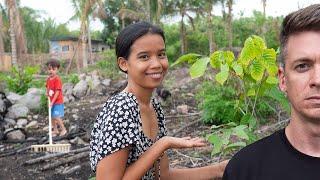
top-left (117, 57), bottom-right (128, 72)
top-left (278, 66), bottom-right (287, 93)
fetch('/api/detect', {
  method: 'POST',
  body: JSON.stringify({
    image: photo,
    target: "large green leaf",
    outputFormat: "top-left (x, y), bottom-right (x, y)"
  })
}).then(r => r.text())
top-left (189, 57), bottom-right (210, 79)
top-left (224, 141), bottom-right (246, 151)
top-left (261, 49), bottom-right (278, 76)
top-left (247, 88), bottom-right (256, 96)
top-left (224, 51), bottom-right (235, 66)
top-left (232, 61), bottom-right (244, 77)
top-left (210, 51), bottom-right (223, 68)
top-left (250, 60), bottom-right (264, 81)
top-left (233, 125), bottom-right (249, 140)
top-left (208, 134), bottom-right (223, 155)
top-left (215, 64), bottom-right (229, 85)
top-left (266, 76), bottom-right (278, 84)
top-left (210, 51), bottom-right (235, 68)
top-left (252, 35), bottom-right (267, 50)
top-left (238, 35), bottom-right (266, 66)
top-left (171, 53), bottom-right (202, 67)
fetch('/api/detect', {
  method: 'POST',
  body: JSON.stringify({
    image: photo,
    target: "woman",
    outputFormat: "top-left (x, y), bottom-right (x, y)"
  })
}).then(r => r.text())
top-left (90, 21), bottom-right (228, 180)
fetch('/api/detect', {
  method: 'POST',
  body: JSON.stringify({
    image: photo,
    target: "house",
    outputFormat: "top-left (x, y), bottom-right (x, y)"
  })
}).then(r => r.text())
top-left (49, 36), bottom-right (108, 60)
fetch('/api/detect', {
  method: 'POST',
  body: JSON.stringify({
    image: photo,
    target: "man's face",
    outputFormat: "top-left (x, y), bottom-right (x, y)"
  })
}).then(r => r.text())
top-left (278, 31), bottom-right (320, 122)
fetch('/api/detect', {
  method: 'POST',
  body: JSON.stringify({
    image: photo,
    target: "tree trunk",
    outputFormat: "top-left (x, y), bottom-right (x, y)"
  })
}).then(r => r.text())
top-left (180, 13), bottom-right (186, 54)
top-left (6, 0), bottom-right (18, 66)
top-left (226, 0), bottom-right (233, 49)
top-left (207, 5), bottom-right (216, 54)
top-left (0, 11), bottom-right (5, 69)
top-left (80, 20), bottom-right (88, 68)
top-left (146, 0), bottom-right (151, 23)
top-left (262, 0), bottom-right (267, 39)
top-left (87, 23), bottom-right (92, 65)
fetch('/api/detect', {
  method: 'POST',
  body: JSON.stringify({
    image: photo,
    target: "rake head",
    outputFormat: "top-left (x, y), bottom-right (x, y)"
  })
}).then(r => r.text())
top-left (31, 144), bottom-right (71, 153)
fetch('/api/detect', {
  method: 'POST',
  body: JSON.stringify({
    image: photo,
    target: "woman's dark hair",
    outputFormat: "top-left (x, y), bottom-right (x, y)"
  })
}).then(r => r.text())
top-left (46, 58), bottom-right (60, 69)
top-left (115, 21), bottom-right (165, 73)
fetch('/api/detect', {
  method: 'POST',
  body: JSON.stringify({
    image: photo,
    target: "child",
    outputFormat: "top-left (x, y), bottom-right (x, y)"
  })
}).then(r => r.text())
top-left (90, 22), bottom-right (228, 179)
top-left (46, 59), bottom-right (67, 137)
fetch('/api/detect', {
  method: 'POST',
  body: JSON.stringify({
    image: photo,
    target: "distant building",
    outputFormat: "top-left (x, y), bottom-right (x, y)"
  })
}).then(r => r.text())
top-left (49, 36), bottom-right (108, 60)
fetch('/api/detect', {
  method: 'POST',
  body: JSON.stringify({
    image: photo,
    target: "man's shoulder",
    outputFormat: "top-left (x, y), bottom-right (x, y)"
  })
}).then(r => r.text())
top-left (229, 129), bottom-right (284, 164)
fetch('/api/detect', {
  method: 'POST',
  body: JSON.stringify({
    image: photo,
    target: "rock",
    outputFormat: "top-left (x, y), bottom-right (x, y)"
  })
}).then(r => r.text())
top-left (68, 125), bottom-right (79, 134)
top-left (6, 104), bottom-right (29, 119)
top-left (43, 126), bottom-right (49, 132)
top-left (93, 84), bottom-right (107, 96)
top-left (32, 115), bottom-right (38, 120)
top-left (26, 121), bottom-right (38, 129)
top-left (70, 137), bottom-right (87, 145)
top-left (72, 114), bottom-right (79, 120)
top-left (6, 129), bottom-right (25, 141)
top-left (102, 79), bottom-right (111, 87)
top-left (71, 109), bottom-right (79, 113)
top-left (17, 88), bottom-right (43, 110)
top-left (6, 92), bottom-right (22, 104)
top-left (72, 79), bottom-right (89, 98)
top-left (177, 105), bottom-right (189, 114)
top-left (4, 118), bottom-right (16, 126)
top-left (63, 83), bottom-right (75, 103)
top-left (16, 118), bottom-right (28, 127)
top-left (0, 99), bottom-right (5, 114)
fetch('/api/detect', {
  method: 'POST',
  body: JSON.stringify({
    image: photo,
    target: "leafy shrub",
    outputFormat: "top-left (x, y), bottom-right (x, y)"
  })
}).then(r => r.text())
top-left (35, 91), bottom-right (48, 115)
top-left (197, 82), bottom-right (241, 124)
top-left (173, 35), bottom-right (289, 156)
top-left (2, 66), bottom-right (39, 95)
top-left (67, 73), bottom-right (80, 84)
top-left (87, 49), bottom-right (121, 80)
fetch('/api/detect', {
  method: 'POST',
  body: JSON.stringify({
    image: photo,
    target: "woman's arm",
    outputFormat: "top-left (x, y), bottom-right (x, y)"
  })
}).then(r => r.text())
top-left (96, 136), bottom-right (206, 180)
top-left (160, 153), bottom-right (229, 180)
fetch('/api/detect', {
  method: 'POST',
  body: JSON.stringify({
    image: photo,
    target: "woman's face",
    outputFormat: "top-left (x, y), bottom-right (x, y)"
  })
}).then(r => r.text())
top-left (119, 33), bottom-right (168, 91)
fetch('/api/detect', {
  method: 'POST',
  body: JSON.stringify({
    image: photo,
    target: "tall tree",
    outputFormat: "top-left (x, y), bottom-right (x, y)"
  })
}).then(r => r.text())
top-left (201, 0), bottom-right (220, 53)
top-left (261, 0), bottom-right (267, 38)
top-left (226, 0), bottom-right (233, 49)
top-left (166, 0), bottom-right (200, 54)
top-left (70, 0), bottom-right (106, 68)
top-left (5, 0), bottom-right (27, 66)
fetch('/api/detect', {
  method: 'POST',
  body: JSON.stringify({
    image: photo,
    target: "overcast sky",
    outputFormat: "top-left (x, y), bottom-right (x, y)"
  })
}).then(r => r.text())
top-left (1, 0), bottom-right (319, 31)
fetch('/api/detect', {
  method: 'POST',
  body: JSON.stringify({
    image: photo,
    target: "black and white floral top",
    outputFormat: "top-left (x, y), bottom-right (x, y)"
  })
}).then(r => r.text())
top-left (90, 91), bottom-right (167, 179)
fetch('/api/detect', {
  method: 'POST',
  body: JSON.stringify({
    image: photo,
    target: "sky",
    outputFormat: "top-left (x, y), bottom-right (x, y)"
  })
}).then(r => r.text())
top-left (1, 0), bottom-right (320, 31)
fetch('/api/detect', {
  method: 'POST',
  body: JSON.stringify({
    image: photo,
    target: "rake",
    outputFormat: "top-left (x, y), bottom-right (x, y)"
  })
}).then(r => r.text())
top-left (31, 98), bottom-right (71, 153)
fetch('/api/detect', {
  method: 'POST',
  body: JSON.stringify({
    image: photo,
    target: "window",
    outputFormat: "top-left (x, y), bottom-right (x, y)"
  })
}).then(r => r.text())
top-left (62, 45), bottom-right (69, 52)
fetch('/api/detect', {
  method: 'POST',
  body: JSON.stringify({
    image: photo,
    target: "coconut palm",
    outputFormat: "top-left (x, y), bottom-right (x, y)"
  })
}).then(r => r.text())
top-left (5, 0), bottom-right (27, 66)
top-left (70, 0), bottom-right (106, 69)
top-left (166, 0), bottom-right (201, 54)
top-left (226, 0), bottom-right (233, 49)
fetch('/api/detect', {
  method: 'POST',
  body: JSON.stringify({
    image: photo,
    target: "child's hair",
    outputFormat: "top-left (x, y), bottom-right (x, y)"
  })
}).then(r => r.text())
top-left (46, 59), bottom-right (60, 69)
top-left (115, 21), bottom-right (165, 73)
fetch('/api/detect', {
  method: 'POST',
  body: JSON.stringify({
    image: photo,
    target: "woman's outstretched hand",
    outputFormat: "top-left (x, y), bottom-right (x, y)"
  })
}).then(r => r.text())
top-left (162, 136), bottom-right (207, 149)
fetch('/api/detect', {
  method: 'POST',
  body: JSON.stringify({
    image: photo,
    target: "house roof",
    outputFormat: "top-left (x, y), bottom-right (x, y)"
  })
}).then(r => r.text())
top-left (50, 36), bottom-right (105, 44)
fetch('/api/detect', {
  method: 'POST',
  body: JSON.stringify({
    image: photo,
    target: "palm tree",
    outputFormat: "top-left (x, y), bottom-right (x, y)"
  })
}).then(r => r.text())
top-left (201, 0), bottom-right (220, 53)
top-left (166, 0), bottom-right (200, 54)
top-left (70, 0), bottom-right (106, 69)
top-left (226, 0), bottom-right (233, 49)
top-left (261, 0), bottom-right (267, 38)
top-left (4, 0), bottom-right (27, 66)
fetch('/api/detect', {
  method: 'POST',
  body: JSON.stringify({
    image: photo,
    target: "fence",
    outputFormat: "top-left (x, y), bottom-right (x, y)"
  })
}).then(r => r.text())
top-left (0, 53), bottom-right (104, 72)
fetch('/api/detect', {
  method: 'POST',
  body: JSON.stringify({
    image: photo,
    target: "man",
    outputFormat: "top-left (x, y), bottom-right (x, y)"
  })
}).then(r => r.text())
top-left (223, 4), bottom-right (320, 180)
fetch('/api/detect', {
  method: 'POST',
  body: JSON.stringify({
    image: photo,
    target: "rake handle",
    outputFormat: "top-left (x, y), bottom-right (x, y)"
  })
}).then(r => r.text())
top-left (48, 97), bottom-right (53, 145)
